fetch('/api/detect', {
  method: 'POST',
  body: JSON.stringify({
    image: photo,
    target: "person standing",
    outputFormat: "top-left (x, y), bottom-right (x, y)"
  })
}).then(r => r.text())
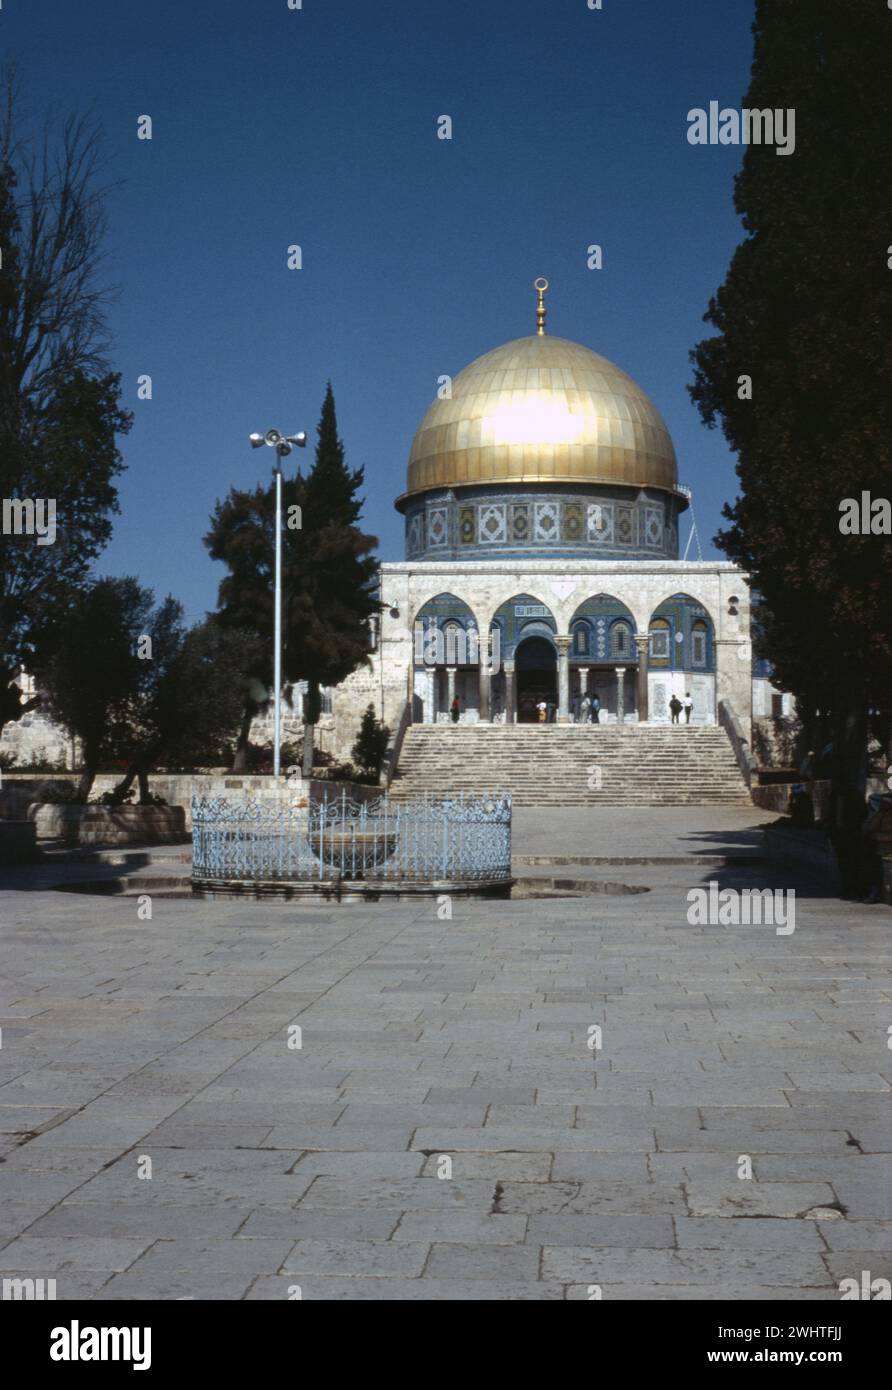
top-left (669, 694), bottom-right (682, 724)
top-left (683, 692), bottom-right (693, 724)
top-left (591, 693), bottom-right (601, 724)
top-left (450, 695), bottom-right (460, 724)
top-left (580, 694), bottom-right (591, 724)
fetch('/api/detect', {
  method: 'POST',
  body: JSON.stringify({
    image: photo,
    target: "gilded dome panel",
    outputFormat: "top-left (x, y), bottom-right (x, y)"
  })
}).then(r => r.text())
top-left (403, 333), bottom-right (677, 504)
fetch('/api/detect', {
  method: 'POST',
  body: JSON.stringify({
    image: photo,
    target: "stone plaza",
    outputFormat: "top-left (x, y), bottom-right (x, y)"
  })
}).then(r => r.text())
top-left (1, 808), bottom-right (889, 1301)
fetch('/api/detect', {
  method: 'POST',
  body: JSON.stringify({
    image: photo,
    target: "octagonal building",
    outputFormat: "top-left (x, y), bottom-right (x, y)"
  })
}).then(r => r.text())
top-left (326, 283), bottom-right (755, 787)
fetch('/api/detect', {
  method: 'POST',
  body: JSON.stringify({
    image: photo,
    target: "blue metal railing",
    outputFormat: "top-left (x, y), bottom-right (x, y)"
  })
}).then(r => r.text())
top-left (191, 789), bottom-right (512, 886)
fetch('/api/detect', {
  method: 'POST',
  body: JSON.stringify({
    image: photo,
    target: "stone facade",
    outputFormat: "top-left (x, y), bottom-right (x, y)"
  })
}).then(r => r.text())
top-left (326, 558), bottom-right (754, 760)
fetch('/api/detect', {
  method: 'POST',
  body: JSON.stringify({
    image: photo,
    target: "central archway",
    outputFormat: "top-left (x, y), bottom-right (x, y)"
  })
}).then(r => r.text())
top-left (516, 635), bottom-right (557, 723)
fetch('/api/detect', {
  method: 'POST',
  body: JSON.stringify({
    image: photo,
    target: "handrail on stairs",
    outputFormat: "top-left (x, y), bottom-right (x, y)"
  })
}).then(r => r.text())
top-left (718, 698), bottom-right (755, 790)
top-left (380, 699), bottom-right (412, 790)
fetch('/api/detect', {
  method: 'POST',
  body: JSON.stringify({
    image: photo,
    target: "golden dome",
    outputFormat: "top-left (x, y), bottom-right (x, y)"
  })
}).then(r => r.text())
top-left (399, 333), bottom-right (678, 507)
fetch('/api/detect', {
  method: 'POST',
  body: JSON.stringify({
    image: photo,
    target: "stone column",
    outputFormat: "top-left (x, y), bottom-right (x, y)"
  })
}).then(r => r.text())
top-left (446, 666), bottom-right (457, 719)
top-left (425, 667), bottom-right (435, 724)
top-left (556, 636), bottom-right (572, 723)
top-left (504, 661), bottom-right (516, 723)
top-left (634, 633), bottom-right (649, 724)
top-left (614, 666), bottom-right (627, 724)
top-left (477, 632), bottom-right (491, 722)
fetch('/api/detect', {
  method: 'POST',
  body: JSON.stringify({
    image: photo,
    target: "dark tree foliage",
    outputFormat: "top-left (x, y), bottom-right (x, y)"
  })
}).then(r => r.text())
top-left (41, 576), bottom-right (257, 802)
top-left (112, 618), bottom-right (261, 801)
top-left (204, 484), bottom-right (275, 766)
top-left (40, 577), bottom-right (150, 801)
top-left (205, 384), bottom-right (380, 771)
top-left (0, 71), bottom-right (131, 733)
top-left (351, 703), bottom-right (391, 780)
top-left (689, 0), bottom-right (892, 808)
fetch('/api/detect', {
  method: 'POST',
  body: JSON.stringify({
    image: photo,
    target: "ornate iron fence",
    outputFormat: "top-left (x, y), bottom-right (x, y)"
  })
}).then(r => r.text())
top-left (191, 790), bottom-right (512, 890)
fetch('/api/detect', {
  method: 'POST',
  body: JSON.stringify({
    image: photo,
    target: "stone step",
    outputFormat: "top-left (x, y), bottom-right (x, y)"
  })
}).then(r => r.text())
top-left (391, 721), bottom-right (751, 806)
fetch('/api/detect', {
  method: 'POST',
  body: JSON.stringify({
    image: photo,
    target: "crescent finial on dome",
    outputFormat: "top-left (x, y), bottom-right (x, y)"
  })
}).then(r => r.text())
top-left (533, 277), bottom-right (549, 335)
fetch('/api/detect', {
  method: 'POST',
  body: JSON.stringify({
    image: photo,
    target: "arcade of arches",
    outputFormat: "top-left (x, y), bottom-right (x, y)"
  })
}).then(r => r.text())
top-left (411, 590), bottom-right (719, 726)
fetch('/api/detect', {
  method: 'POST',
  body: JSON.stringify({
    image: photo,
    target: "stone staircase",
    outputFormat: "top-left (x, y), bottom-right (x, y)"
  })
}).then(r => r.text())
top-left (389, 724), bottom-right (752, 806)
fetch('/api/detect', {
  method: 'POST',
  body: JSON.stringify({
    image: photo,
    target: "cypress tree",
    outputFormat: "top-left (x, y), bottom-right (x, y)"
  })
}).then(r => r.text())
top-left (285, 385), bottom-right (379, 772)
top-left (689, 0), bottom-right (892, 827)
top-left (206, 385), bottom-right (380, 773)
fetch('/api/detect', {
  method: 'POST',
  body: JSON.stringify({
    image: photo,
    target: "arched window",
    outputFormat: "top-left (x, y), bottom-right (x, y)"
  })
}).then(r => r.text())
top-left (612, 621), bottom-right (631, 658)
top-left (572, 621), bottom-right (590, 656)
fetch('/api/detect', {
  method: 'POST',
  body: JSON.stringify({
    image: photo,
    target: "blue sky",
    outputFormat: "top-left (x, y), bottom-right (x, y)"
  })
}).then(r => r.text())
top-left (5, 0), bottom-right (756, 623)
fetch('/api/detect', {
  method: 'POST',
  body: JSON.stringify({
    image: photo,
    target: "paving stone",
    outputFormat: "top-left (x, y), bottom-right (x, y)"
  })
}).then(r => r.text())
top-left (64, 1170), bottom-right (314, 1209)
top-left (673, 1217), bottom-right (825, 1250)
top-left (542, 1247), bottom-right (833, 1288)
top-left (393, 1212), bottom-right (527, 1244)
top-left (238, 1209), bottom-right (402, 1241)
top-left (246, 1274), bottom-right (566, 1300)
top-left (290, 1151), bottom-right (424, 1179)
top-left (550, 1154), bottom-right (650, 1181)
top-left (817, 1219), bottom-right (892, 1251)
top-left (527, 1214), bottom-right (674, 1248)
top-left (123, 1237), bottom-right (294, 1274)
top-left (297, 1177), bottom-right (497, 1210)
top-left (423, 1242), bottom-right (540, 1280)
top-left (420, 1152), bottom-right (552, 1180)
top-left (0, 1235), bottom-right (151, 1271)
top-left (0, 1203), bottom-right (59, 1240)
top-left (263, 1125), bottom-right (415, 1151)
top-left (139, 1125), bottom-right (274, 1149)
top-left (648, 1152), bottom-right (753, 1182)
top-left (334, 1103), bottom-right (488, 1127)
top-left (281, 1238), bottom-right (428, 1277)
top-left (685, 1180), bottom-right (837, 1218)
top-left (93, 1270), bottom-right (258, 1300)
top-left (826, 1180), bottom-right (892, 1221)
top-left (496, 1181), bottom-right (687, 1216)
top-left (410, 1127), bottom-right (652, 1153)
top-left (0, 1171), bottom-right (86, 1204)
top-left (0, 1143), bottom-right (122, 1173)
top-left (27, 1203), bottom-right (252, 1240)
top-left (563, 1283), bottom-right (841, 1300)
top-left (655, 1128), bottom-right (853, 1153)
top-left (821, 1251), bottom-right (892, 1283)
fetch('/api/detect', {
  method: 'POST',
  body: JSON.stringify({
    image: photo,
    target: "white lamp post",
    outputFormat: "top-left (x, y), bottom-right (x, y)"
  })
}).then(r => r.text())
top-left (249, 428), bottom-right (307, 778)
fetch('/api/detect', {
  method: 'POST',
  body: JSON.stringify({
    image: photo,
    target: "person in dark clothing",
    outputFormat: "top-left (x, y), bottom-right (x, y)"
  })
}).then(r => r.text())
top-left (450, 696), bottom-right (460, 724)
top-left (669, 695), bottom-right (682, 724)
top-left (590, 694), bottom-right (601, 724)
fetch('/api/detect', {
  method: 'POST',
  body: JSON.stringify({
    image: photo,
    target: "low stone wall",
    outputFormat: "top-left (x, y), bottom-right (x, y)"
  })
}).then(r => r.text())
top-left (0, 819), bottom-right (39, 863)
top-left (752, 777), bottom-right (886, 821)
top-left (0, 773), bottom-right (379, 834)
top-left (752, 779), bottom-right (832, 818)
top-left (30, 804), bottom-right (187, 846)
